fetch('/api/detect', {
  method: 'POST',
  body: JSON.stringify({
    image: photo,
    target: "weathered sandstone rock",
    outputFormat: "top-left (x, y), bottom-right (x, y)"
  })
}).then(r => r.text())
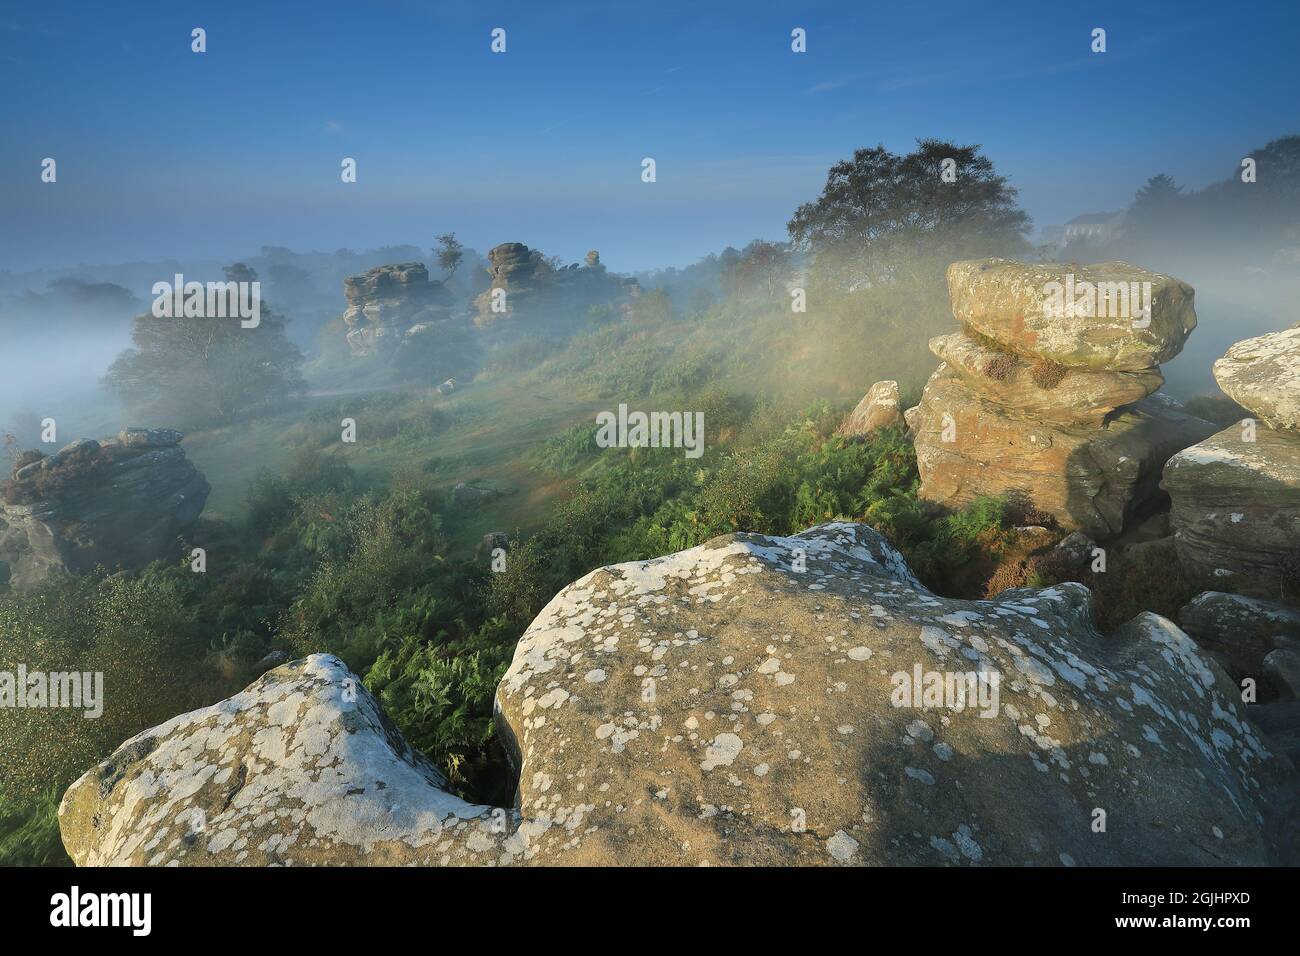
top-left (947, 259), bottom-right (1196, 371)
top-left (914, 367), bottom-right (1215, 537)
top-left (342, 262), bottom-right (454, 356)
top-left (0, 431), bottom-right (209, 589)
top-left (1264, 649), bottom-right (1300, 702)
top-left (1212, 325), bottom-right (1300, 432)
top-left (61, 523), bottom-right (1298, 865)
top-left (929, 331), bottom-right (1162, 425)
top-left (1162, 424), bottom-right (1300, 599)
top-left (837, 380), bottom-right (902, 437)
top-left (1177, 591), bottom-right (1300, 682)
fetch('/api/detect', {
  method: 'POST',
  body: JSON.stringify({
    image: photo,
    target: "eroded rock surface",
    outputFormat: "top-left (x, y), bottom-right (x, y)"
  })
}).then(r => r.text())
top-left (62, 523), bottom-right (1298, 866)
top-left (930, 330), bottom-right (1162, 426)
top-left (947, 259), bottom-right (1196, 371)
top-left (1178, 591), bottom-right (1300, 682)
top-left (0, 430), bottom-right (209, 589)
top-left (1212, 326), bottom-right (1300, 432)
top-left (837, 380), bottom-right (902, 437)
top-left (1162, 424), bottom-right (1300, 599)
top-left (915, 368), bottom-right (1214, 537)
top-left (341, 262), bottom-right (455, 356)
top-left (58, 656), bottom-right (510, 866)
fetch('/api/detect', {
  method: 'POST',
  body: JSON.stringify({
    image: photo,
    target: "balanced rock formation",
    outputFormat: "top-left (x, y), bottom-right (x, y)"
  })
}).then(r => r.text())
top-left (915, 260), bottom-right (1211, 537)
top-left (947, 259), bottom-right (1196, 371)
top-left (0, 429), bottom-right (209, 589)
top-left (342, 262), bottom-right (455, 356)
top-left (61, 523), bottom-right (1297, 866)
top-left (837, 380), bottom-right (902, 437)
top-left (474, 242), bottom-right (638, 328)
top-left (1163, 325), bottom-right (1300, 599)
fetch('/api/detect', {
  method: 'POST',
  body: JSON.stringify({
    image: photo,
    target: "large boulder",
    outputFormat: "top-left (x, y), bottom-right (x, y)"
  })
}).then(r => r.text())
top-left (61, 523), bottom-right (1298, 866)
top-left (58, 655), bottom-right (506, 866)
top-left (947, 259), bottom-right (1196, 371)
top-left (914, 367), bottom-right (1216, 537)
top-left (836, 380), bottom-right (902, 437)
top-left (1212, 325), bottom-right (1300, 432)
top-left (1162, 424), bottom-right (1300, 599)
top-left (929, 330), bottom-right (1162, 426)
top-left (1177, 591), bottom-right (1300, 684)
top-left (0, 431), bottom-right (209, 589)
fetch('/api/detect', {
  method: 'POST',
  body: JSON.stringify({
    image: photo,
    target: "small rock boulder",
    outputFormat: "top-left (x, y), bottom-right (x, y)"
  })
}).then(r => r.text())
top-left (836, 380), bottom-right (902, 437)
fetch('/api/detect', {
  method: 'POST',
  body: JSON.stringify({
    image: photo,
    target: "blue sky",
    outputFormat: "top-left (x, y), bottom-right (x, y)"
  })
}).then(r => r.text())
top-left (2, 0), bottom-right (1297, 273)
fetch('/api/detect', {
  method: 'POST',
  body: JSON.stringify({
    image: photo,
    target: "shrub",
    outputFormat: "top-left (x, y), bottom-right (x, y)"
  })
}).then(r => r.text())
top-left (981, 353), bottom-right (1017, 381)
top-left (0, 790), bottom-right (68, 867)
top-left (1028, 359), bottom-right (1068, 390)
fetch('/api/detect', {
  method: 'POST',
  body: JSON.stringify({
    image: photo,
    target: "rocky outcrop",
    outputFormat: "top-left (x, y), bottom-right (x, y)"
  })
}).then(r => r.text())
top-left (1164, 327), bottom-right (1300, 600)
top-left (837, 380), bottom-right (902, 437)
top-left (0, 429), bottom-right (208, 589)
top-left (341, 262), bottom-right (455, 356)
top-left (61, 522), bottom-right (1298, 866)
top-left (915, 260), bottom-right (1211, 537)
top-left (917, 370), bottom-right (1214, 538)
top-left (474, 242), bottom-right (637, 327)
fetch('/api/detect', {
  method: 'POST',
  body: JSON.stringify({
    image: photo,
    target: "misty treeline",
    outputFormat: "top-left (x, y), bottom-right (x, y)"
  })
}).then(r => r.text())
top-left (5, 133), bottom-right (1299, 443)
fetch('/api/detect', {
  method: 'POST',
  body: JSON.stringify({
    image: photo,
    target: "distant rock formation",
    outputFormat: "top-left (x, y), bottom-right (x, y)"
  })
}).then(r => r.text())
top-left (473, 242), bottom-right (637, 328)
top-left (914, 259), bottom-right (1213, 537)
top-left (836, 380), bottom-right (902, 437)
top-left (341, 262), bottom-right (455, 356)
top-left (1163, 325), bottom-right (1300, 598)
top-left (59, 523), bottom-right (1297, 865)
top-left (0, 428), bottom-right (209, 589)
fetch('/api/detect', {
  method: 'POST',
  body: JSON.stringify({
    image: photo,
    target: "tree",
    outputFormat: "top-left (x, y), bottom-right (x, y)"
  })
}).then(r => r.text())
top-left (787, 139), bottom-right (1030, 288)
top-left (731, 240), bottom-right (793, 299)
top-left (435, 233), bottom-right (464, 280)
top-left (103, 264), bottom-right (306, 430)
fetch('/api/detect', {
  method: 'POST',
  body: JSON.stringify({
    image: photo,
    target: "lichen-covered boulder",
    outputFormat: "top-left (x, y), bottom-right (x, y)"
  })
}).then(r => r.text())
top-left (929, 331), bottom-right (1162, 426)
top-left (1162, 424), bottom-right (1300, 599)
top-left (947, 259), bottom-right (1196, 371)
top-left (1212, 325), bottom-right (1300, 432)
top-left (58, 655), bottom-right (514, 866)
top-left (1178, 591), bottom-right (1300, 683)
top-left (836, 380), bottom-right (902, 437)
top-left (914, 367), bottom-right (1215, 537)
top-left (62, 523), bottom-right (1298, 866)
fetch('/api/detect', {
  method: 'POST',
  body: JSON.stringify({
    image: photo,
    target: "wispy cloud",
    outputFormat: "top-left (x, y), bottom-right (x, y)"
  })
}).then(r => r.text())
top-left (325, 120), bottom-right (344, 133)
top-left (806, 74), bottom-right (862, 94)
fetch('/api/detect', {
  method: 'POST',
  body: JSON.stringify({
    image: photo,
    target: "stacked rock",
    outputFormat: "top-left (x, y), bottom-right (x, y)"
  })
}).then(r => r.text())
top-left (913, 258), bottom-right (1215, 538)
top-left (474, 242), bottom-right (544, 322)
top-left (341, 262), bottom-right (454, 356)
top-left (1162, 325), bottom-right (1300, 600)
